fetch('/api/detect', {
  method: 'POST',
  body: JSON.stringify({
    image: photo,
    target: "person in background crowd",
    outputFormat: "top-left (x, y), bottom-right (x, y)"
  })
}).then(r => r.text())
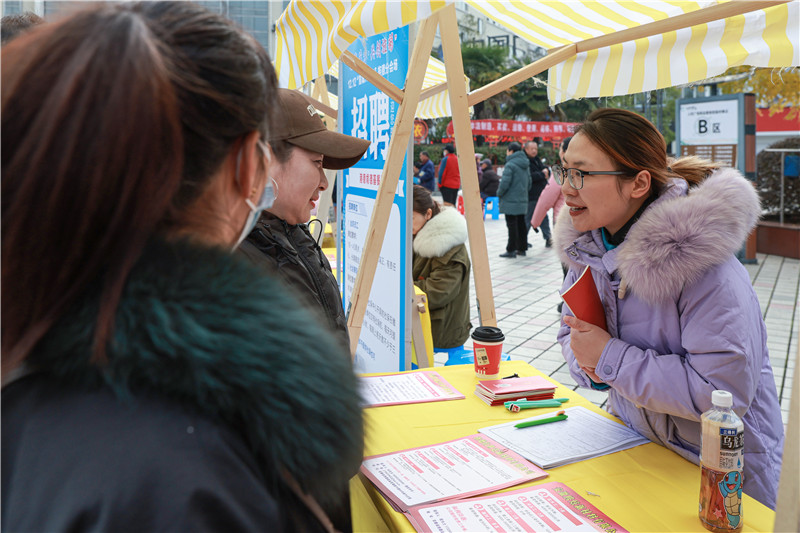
top-left (2, 3), bottom-right (364, 531)
top-left (531, 137), bottom-right (568, 238)
top-left (479, 158), bottom-right (500, 200)
top-left (475, 153), bottom-right (484, 183)
top-left (530, 136), bottom-right (571, 313)
top-left (411, 186), bottom-right (472, 349)
top-left (0, 11), bottom-right (43, 43)
top-left (525, 140), bottom-right (552, 248)
top-left (239, 88), bottom-right (369, 355)
top-left (437, 143), bottom-right (460, 206)
top-left (417, 150), bottom-right (436, 192)
top-left (554, 108), bottom-right (784, 509)
top-left (497, 142), bottom-right (531, 258)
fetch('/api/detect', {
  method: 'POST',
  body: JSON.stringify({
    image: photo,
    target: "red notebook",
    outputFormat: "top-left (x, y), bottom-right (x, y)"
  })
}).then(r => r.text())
top-left (560, 265), bottom-right (607, 330)
top-left (475, 376), bottom-right (556, 406)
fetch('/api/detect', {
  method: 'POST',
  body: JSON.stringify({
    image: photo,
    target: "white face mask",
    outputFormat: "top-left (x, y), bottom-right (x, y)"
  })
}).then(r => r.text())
top-left (232, 141), bottom-right (277, 250)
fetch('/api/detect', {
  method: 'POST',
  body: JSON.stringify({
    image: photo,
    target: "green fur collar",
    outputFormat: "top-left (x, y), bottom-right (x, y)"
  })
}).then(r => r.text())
top-left (30, 239), bottom-right (364, 505)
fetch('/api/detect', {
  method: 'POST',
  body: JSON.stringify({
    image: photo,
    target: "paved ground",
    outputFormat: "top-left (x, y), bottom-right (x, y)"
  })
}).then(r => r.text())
top-left (431, 212), bottom-right (799, 429)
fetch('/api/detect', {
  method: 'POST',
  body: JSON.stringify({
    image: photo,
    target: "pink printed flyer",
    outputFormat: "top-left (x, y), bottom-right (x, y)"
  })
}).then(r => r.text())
top-left (360, 434), bottom-right (547, 512)
top-left (358, 370), bottom-right (464, 407)
top-left (407, 481), bottom-right (629, 532)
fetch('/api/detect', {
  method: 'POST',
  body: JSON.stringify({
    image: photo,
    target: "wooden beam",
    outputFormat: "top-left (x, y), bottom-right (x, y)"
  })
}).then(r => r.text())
top-left (340, 50), bottom-right (405, 104)
top-left (419, 80), bottom-right (447, 102)
top-left (439, 3), bottom-right (497, 329)
top-left (572, 0), bottom-right (790, 55)
top-left (347, 13), bottom-right (440, 356)
top-left (774, 344), bottom-right (799, 532)
top-left (470, 0), bottom-right (790, 107)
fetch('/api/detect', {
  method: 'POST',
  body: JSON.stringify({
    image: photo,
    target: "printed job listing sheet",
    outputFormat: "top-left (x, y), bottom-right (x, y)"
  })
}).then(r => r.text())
top-left (359, 371), bottom-right (464, 407)
top-left (361, 434), bottom-right (547, 512)
top-left (407, 481), bottom-right (629, 533)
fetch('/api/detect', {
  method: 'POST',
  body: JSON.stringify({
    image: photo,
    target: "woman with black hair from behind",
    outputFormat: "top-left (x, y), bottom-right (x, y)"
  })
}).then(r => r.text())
top-left (1, 3), bottom-right (362, 531)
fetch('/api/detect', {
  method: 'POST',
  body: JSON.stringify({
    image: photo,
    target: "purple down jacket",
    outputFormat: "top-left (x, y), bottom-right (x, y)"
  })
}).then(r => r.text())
top-left (553, 168), bottom-right (784, 509)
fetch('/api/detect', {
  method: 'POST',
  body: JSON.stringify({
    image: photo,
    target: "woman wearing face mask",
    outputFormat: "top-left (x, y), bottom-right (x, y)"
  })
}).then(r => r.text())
top-left (553, 108), bottom-right (783, 509)
top-left (2, 4), bottom-right (363, 531)
top-left (239, 89), bottom-right (369, 353)
top-left (411, 186), bottom-right (472, 350)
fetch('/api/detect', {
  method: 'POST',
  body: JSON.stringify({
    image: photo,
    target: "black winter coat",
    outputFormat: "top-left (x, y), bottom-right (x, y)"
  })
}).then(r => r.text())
top-left (2, 239), bottom-right (364, 532)
top-left (239, 211), bottom-right (349, 352)
top-left (527, 155), bottom-right (548, 201)
top-left (479, 168), bottom-right (500, 197)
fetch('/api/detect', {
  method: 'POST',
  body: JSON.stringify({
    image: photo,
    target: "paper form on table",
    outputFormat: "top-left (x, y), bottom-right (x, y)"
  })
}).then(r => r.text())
top-left (360, 434), bottom-right (547, 512)
top-left (358, 370), bottom-right (464, 407)
top-left (478, 406), bottom-right (649, 468)
top-left (407, 481), bottom-right (630, 533)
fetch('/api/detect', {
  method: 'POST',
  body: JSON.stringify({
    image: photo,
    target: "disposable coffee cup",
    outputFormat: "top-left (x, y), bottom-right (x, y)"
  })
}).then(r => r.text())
top-left (471, 326), bottom-right (505, 380)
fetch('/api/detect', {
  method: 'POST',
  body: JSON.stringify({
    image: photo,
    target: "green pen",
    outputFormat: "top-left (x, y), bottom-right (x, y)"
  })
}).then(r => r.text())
top-left (504, 398), bottom-right (570, 411)
top-left (514, 410), bottom-right (568, 429)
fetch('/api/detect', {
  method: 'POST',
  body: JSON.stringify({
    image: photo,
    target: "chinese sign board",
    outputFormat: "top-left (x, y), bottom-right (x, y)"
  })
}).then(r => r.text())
top-left (444, 119), bottom-right (579, 145)
top-left (676, 93), bottom-right (757, 263)
top-left (677, 96), bottom-right (744, 170)
top-left (340, 25), bottom-right (411, 373)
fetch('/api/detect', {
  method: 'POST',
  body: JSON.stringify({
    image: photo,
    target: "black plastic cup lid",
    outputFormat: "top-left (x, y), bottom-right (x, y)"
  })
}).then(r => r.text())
top-left (471, 326), bottom-right (505, 342)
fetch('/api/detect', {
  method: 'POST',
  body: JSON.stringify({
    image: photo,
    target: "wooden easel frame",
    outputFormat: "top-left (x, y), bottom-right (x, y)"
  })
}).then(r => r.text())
top-left (309, 77), bottom-right (338, 245)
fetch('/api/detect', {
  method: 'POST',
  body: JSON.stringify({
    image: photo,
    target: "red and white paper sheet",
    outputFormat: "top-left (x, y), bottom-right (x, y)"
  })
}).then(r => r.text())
top-left (361, 434), bottom-right (547, 513)
top-left (358, 371), bottom-right (464, 407)
top-left (407, 481), bottom-right (629, 533)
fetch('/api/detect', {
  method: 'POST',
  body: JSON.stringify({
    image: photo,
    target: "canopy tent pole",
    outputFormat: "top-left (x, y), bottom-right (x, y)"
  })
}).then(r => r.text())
top-left (310, 77), bottom-right (338, 245)
top-left (346, 12), bottom-right (441, 356)
top-left (340, 51), bottom-right (405, 104)
top-left (774, 346), bottom-right (799, 530)
top-left (438, 2), bottom-right (497, 328)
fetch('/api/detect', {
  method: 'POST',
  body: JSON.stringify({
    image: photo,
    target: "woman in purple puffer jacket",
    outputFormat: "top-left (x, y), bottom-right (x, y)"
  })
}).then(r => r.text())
top-left (553, 108), bottom-right (784, 509)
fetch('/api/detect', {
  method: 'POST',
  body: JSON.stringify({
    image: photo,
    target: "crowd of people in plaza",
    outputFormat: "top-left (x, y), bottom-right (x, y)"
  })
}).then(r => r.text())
top-left (2, 3), bottom-right (785, 531)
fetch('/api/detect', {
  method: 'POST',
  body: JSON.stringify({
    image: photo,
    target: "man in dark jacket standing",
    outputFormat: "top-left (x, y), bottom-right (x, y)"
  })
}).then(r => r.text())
top-left (497, 142), bottom-right (531, 258)
top-left (417, 150), bottom-right (436, 192)
top-left (525, 141), bottom-right (552, 247)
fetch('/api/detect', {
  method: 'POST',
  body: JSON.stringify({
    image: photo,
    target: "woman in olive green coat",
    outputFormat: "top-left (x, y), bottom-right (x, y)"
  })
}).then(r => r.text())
top-left (411, 186), bottom-right (472, 349)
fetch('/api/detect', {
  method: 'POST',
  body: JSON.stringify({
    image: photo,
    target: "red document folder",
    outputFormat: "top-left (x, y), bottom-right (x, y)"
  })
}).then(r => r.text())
top-left (561, 266), bottom-right (607, 330)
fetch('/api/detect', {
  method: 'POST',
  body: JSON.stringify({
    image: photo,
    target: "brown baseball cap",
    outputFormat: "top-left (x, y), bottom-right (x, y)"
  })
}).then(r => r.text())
top-left (269, 88), bottom-right (371, 170)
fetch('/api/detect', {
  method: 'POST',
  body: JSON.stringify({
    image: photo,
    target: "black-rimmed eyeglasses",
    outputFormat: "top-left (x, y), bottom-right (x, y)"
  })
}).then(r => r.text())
top-left (552, 164), bottom-right (628, 190)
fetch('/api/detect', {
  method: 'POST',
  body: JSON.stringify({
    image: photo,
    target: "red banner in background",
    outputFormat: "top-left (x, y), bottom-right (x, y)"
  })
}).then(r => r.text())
top-left (445, 119), bottom-right (579, 144)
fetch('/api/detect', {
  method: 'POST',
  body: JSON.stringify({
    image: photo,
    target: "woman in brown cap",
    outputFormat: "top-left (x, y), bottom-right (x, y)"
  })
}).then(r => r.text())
top-left (239, 89), bottom-right (369, 353)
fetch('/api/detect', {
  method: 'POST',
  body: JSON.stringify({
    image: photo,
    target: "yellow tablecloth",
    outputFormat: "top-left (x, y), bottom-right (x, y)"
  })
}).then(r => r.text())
top-left (352, 360), bottom-right (775, 532)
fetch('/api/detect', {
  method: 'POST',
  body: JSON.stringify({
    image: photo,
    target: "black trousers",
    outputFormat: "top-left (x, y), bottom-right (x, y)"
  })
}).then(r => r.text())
top-left (505, 214), bottom-right (527, 253)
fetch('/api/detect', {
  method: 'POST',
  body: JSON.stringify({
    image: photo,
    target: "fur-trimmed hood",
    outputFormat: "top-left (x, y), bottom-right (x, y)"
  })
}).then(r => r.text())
top-left (27, 239), bottom-right (364, 506)
top-left (413, 206), bottom-right (468, 258)
top-left (553, 167), bottom-right (760, 304)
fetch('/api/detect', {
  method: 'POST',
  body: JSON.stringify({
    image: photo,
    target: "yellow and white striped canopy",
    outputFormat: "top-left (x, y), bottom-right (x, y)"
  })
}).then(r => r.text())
top-left (275, 0), bottom-right (799, 107)
top-left (324, 55), bottom-right (466, 119)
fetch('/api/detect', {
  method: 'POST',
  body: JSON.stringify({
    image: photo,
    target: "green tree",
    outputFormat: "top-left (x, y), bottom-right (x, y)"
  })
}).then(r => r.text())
top-left (718, 66), bottom-right (799, 118)
top-left (459, 45), bottom-right (511, 119)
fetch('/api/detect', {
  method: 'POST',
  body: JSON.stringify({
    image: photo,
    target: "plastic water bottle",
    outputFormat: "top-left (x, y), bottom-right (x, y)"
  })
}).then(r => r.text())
top-left (698, 390), bottom-right (744, 532)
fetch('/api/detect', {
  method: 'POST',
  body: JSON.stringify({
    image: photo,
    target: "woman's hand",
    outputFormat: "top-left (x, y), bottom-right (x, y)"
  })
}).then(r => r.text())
top-left (563, 315), bottom-right (611, 381)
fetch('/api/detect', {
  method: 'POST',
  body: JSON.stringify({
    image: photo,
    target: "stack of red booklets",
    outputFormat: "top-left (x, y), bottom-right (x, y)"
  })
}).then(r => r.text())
top-left (475, 376), bottom-right (557, 406)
